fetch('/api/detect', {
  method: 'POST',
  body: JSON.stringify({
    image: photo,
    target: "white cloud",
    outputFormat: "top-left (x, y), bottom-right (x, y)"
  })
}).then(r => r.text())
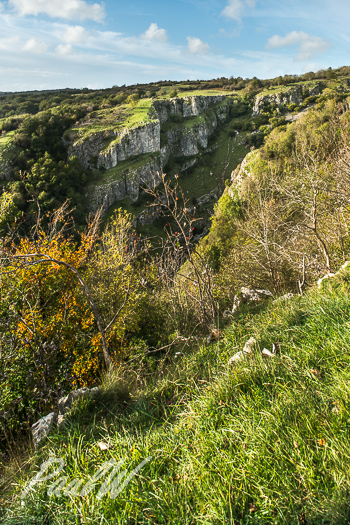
top-left (141, 23), bottom-right (168, 43)
top-left (221, 0), bottom-right (256, 22)
top-left (9, 0), bottom-right (105, 22)
top-left (0, 35), bottom-right (20, 51)
top-left (22, 37), bottom-right (48, 53)
top-left (267, 31), bottom-right (330, 61)
top-left (56, 43), bottom-right (73, 55)
top-left (62, 25), bottom-right (88, 44)
top-left (187, 36), bottom-right (210, 54)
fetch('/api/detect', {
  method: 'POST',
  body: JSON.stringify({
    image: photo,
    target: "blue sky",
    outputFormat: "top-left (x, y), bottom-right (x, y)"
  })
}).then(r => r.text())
top-left (0, 0), bottom-right (349, 91)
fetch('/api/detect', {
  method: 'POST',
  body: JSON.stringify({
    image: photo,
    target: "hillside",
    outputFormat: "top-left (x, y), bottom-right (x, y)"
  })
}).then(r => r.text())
top-left (2, 67), bottom-right (350, 523)
top-left (1, 69), bottom-right (350, 237)
top-left (2, 271), bottom-right (350, 524)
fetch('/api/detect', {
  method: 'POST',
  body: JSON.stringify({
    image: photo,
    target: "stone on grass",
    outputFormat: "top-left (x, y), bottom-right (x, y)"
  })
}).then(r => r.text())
top-left (243, 337), bottom-right (256, 354)
top-left (318, 261), bottom-right (350, 289)
top-left (58, 387), bottom-right (100, 415)
top-left (274, 293), bottom-right (294, 303)
top-left (241, 287), bottom-right (273, 302)
top-left (31, 412), bottom-right (57, 449)
top-left (228, 351), bottom-right (245, 365)
top-left (262, 348), bottom-right (275, 358)
top-left (228, 337), bottom-right (257, 365)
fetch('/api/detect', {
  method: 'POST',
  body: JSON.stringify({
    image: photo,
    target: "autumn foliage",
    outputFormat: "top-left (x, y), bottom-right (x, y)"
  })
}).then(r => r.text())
top-left (0, 200), bottom-right (146, 444)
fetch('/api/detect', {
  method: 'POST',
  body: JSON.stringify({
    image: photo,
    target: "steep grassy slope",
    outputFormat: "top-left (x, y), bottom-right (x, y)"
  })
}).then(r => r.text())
top-left (2, 272), bottom-right (350, 524)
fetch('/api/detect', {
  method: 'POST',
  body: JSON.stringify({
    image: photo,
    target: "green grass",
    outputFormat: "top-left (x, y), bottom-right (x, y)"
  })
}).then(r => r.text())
top-left (0, 130), bottom-right (15, 147)
top-left (177, 89), bottom-right (235, 98)
top-left (166, 123), bottom-right (249, 201)
top-left (87, 153), bottom-right (161, 187)
top-left (154, 86), bottom-right (234, 99)
top-left (67, 99), bottom-right (156, 144)
top-left (3, 274), bottom-right (350, 523)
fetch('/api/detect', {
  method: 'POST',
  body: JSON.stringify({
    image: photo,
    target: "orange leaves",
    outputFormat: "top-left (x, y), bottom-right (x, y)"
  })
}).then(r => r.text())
top-left (2, 203), bottom-right (104, 386)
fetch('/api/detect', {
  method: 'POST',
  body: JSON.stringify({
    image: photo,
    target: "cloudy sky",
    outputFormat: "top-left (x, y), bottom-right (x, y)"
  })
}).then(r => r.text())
top-left (0, 0), bottom-right (349, 92)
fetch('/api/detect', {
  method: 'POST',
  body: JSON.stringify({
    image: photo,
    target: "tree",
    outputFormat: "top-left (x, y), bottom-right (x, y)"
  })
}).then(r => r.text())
top-left (144, 176), bottom-right (217, 334)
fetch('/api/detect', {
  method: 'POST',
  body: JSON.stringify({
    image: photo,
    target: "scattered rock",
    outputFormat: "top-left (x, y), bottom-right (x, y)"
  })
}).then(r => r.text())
top-left (227, 287), bottom-right (273, 315)
top-left (241, 287), bottom-right (273, 302)
top-left (206, 328), bottom-right (223, 344)
top-left (274, 293), bottom-right (294, 303)
top-left (223, 296), bottom-right (241, 317)
top-left (262, 342), bottom-right (279, 358)
top-left (243, 337), bottom-right (256, 354)
top-left (262, 348), bottom-right (275, 358)
top-left (97, 441), bottom-right (110, 451)
top-left (57, 414), bottom-right (66, 429)
top-left (228, 350), bottom-right (245, 364)
top-left (317, 261), bottom-right (350, 289)
top-left (228, 337), bottom-right (256, 365)
top-left (317, 272), bottom-right (336, 288)
top-left (232, 295), bottom-right (241, 313)
top-left (58, 387), bottom-right (100, 415)
top-left (31, 412), bottom-right (57, 449)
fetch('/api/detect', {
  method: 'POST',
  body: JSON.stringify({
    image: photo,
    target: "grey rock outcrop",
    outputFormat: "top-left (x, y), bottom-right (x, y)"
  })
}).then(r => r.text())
top-left (252, 86), bottom-right (303, 116)
top-left (58, 387), bottom-right (100, 415)
top-left (97, 121), bottom-right (161, 170)
top-left (161, 116), bottom-right (221, 166)
top-left (241, 287), bottom-right (273, 301)
top-left (31, 387), bottom-right (100, 448)
top-left (68, 121), bottom-right (161, 171)
top-left (31, 412), bottom-right (57, 449)
top-left (83, 95), bottom-right (231, 214)
top-left (86, 155), bottom-right (163, 213)
top-left (153, 95), bottom-right (225, 124)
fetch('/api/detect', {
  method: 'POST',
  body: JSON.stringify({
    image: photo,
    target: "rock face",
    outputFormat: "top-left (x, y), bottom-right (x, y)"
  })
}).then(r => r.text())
top-left (97, 121), bottom-right (161, 170)
top-left (86, 155), bottom-right (163, 214)
top-left (68, 121), bottom-right (161, 171)
top-left (229, 149), bottom-right (260, 197)
top-left (80, 96), bottom-right (231, 214)
top-left (31, 412), bottom-right (57, 449)
top-left (153, 95), bottom-right (225, 124)
top-left (58, 387), bottom-right (100, 415)
top-left (31, 387), bottom-right (100, 448)
top-left (252, 86), bottom-right (303, 116)
top-left (161, 116), bottom-right (221, 165)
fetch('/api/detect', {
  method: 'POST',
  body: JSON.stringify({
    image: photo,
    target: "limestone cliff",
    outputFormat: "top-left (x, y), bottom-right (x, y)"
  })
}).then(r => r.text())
top-left (77, 95), bottom-right (231, 214)
top-left (153, 95), bottom-right (226, 124)
top-left (67, 120), bottom-right (160, 170)
top-left (97, 121), bottom-right (160, 170)
top-left (86, 154), bottom-right (163, 214)
top-left (252, 86), bottom-right (303, 117)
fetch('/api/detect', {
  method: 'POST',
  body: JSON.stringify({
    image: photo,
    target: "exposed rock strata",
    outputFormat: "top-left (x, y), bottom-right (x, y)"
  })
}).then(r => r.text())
top-left (153, 95), bottom-right (225, 124)
top-left (81, 96), bottom-right (231, 213)
top-left (86, 155), bottom-right (163, 214)
top-left (252, 86), bottom-right (303, 116)
top-left (68, 121), bottom-right (161, 170)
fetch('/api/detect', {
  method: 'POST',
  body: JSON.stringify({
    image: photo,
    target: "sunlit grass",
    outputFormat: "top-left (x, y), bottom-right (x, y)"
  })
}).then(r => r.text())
top-left (2, 276), bottom-right (350, 524)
